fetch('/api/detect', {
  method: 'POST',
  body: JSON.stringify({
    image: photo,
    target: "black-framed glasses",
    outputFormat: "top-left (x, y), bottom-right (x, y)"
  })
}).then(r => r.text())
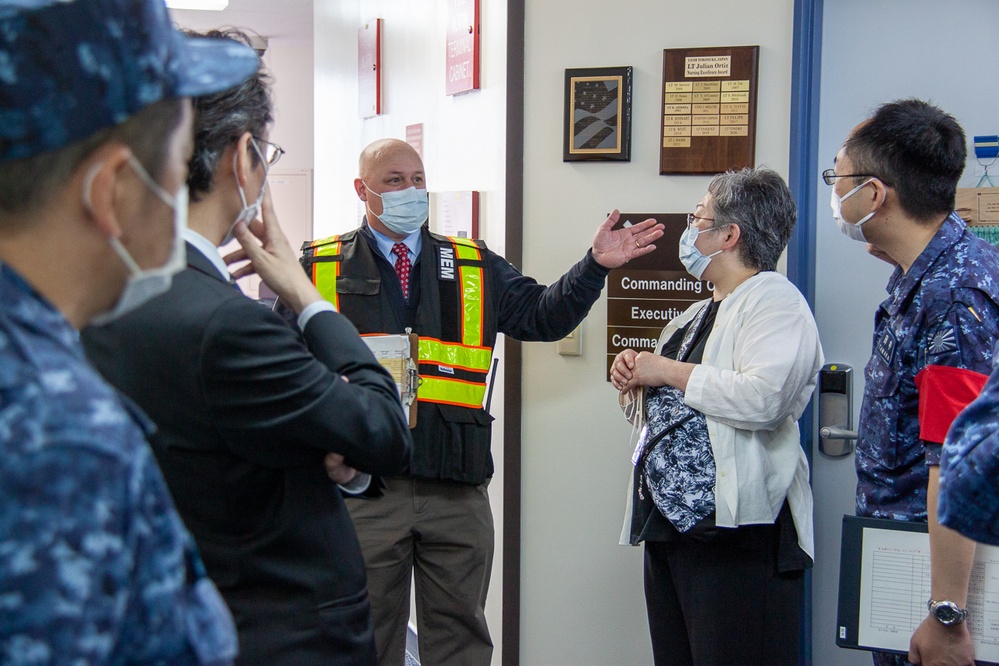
top-left (822, 169), bottom-right (873, 186)
top-left (254, 137), bottom-right (285, 167)
top-left (686, 212), bottom-right (716, 227)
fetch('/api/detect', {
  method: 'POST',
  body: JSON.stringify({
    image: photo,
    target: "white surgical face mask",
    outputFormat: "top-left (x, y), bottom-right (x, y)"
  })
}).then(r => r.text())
top-left (89, 157), bottom-right (188, 326)
top-left (678, 224), bottom-right (723, 280)
top-left (364, 183), bottom-right (429, 236)
top-left (830, 178), bottom-right (877, 242)
top-left (222, 138), bottom-right (269, 246)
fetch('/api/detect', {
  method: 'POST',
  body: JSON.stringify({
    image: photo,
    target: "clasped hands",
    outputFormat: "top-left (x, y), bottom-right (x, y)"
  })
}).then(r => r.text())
top-left (611, 348), bottom-right (669, 392)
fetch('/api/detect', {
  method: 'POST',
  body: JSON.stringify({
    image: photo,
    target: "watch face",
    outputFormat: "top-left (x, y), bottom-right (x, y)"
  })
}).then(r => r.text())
top-left (931, 601), bottom-right (967, 625)
top-left (935, 605), bottom-right (960, 624)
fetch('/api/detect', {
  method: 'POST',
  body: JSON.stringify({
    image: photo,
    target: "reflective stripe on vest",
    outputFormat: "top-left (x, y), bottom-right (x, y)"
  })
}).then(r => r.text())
top-left (415, 238), bottom-right (488, 408)
top-left (449, 236), bottom-right (484, 348)
top-left (311, 236), bottom-right (341, 310)
top-left (417, 375), bottom-right (487, 408)
top-left (418, 337), bottom-right (492, 372)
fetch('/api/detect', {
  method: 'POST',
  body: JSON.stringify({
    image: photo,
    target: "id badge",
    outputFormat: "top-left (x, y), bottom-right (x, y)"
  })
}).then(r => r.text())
top-left (876, 326), bottom-right (897, 367)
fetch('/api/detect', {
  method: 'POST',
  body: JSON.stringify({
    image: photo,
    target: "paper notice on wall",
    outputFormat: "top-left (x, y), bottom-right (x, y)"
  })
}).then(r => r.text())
top-left (432, 190), bottom-right (479, 239)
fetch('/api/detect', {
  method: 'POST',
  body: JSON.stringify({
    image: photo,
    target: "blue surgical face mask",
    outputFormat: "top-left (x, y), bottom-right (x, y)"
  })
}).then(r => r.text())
top-left (88, 157), bottom-right (188, 325)
top-left (364, 183), bottom-right (429, 236)
top-left (678, 224), bottom-right (723, 280)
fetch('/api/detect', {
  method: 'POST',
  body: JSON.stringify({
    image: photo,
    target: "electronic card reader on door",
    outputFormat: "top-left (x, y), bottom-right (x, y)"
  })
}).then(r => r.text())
top-left (818, 363), bottom-right (858, 457)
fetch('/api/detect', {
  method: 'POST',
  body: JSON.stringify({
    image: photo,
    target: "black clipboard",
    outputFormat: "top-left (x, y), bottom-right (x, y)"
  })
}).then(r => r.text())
top-left (837, 515), bottom-right (927, 656)
top-left (837, 514), bottom-right (999, 663)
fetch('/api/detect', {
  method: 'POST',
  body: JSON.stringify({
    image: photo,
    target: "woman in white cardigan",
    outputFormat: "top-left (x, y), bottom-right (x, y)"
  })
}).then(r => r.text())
top-left (610, 168), bottom-right (823, 666)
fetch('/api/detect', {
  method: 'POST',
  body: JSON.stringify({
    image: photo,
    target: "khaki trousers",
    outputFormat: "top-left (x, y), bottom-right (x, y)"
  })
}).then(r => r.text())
top-left (346, 478), bottom-right (494, 666)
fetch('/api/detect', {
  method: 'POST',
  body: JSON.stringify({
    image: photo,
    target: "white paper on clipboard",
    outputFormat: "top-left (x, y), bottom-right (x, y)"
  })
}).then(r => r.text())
top-left (363, 333), bottom-right (419, 427)
top-left (837, 515), bottom-right (999, 661)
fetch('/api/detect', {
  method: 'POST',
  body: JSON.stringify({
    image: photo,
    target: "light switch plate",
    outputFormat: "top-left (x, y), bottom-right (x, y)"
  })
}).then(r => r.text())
top-left (557, 326), bottom-right (582, 356)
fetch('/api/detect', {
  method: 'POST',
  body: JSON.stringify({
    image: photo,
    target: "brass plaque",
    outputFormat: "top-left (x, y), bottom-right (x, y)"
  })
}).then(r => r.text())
top-left (659, 46), bottom-right (759, 174)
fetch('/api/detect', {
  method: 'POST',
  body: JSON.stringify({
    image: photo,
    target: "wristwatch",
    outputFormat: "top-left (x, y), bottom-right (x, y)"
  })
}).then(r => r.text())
top-left (927, 598), bottom-right (968, 626)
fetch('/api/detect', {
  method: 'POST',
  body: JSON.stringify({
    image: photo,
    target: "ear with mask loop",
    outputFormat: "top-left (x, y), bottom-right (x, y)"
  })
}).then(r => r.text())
top-left (81, 161), bottom-right (103, 213)
top-left (221, 138), bottom-right (269, 246)
top-left (89, 158), bottom-right (190, 326)
top-left (81, 158), bottom-right (162, 275)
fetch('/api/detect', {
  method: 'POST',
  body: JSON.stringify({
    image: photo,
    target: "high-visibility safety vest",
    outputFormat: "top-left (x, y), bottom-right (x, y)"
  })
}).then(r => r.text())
top-left (301, 228), bottom-right (497, 484)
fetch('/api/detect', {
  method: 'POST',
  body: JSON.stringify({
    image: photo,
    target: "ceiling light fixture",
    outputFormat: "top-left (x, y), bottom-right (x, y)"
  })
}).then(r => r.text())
top-left (164, 0), bottom-right (229, 10)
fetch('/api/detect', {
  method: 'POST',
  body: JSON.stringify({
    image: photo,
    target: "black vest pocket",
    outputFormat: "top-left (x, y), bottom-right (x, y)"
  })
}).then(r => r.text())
top-left (336, 277), bottom-right (380, 295)
top-left (414, 403), bottom-right (495, 484)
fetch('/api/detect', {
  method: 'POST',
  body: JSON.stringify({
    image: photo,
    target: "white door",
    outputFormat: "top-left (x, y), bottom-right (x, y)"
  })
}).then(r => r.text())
top-left (809, 2), bottom-right (999, 665)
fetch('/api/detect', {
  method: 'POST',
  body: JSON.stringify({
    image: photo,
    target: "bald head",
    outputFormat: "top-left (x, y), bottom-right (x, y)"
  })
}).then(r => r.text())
top-left (359, 138), bottom-right (423, 181)
top-left (354, 138), bottom-right (427, 240)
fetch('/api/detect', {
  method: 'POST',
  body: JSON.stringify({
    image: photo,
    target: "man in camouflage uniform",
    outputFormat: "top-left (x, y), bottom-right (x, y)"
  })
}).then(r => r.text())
top-left (0, 0), bottom-right (257, 662)
top-left (828, 99), bottom-right (999, 666)
top-left (939, 359), bottom-right (999, 547)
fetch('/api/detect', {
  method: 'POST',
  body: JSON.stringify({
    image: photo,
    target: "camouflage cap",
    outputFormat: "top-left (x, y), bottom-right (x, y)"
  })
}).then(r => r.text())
top-left (0, 0), bottom-right (260, 162)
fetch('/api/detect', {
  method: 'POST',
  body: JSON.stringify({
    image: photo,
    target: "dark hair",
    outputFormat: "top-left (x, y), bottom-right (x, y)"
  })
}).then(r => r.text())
top-left (844, 99), bottom-right (966, 221)
top-left (185, 29), bottom-right (272, 202)
top-left (707, 167), bottom-right (797, 272)
top-left (0, 97), bottom-right (184, 215)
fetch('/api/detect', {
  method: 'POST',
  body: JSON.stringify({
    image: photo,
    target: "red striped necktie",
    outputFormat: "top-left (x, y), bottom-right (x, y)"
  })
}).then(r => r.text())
top-left (392, 242), bottom-right (412, 299)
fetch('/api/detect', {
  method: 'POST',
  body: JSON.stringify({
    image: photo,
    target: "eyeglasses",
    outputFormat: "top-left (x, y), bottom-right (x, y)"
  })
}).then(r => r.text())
top-left (687, 212), bottom-right (716, 227)
top-left (254, 137), bottom-right (285, 167)
top-left (822, 169), bottom-right (873, 186)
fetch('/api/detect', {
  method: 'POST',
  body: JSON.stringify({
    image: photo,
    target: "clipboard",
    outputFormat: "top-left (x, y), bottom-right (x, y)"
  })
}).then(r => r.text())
top-left (362, 333), bottom-right (419, 428)
top-left (837, 514), bottom-right (999, 661)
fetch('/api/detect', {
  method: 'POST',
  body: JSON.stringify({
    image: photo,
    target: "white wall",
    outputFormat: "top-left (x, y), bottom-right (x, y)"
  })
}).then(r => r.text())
top-left (314, 1), bottom-right (510, 662)
top-left (266, 39), bottom-right (315, 173)
top-left (520, 2), bottom-right (796, 664)
top-left (165, 10), bottom-right (316, 249)
top-left (811, 2), bottom-right (999, 665)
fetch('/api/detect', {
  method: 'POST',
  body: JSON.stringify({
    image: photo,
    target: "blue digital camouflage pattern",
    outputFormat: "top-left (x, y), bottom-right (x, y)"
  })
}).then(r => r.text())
top-left (0, 263), bottom-right (238, 664)
top-left (856, 214), bottom-right (999, 522)
top-left (0, 0), bottom-right (259, 163)
top-left (939, 347), bottom-right (999, 545)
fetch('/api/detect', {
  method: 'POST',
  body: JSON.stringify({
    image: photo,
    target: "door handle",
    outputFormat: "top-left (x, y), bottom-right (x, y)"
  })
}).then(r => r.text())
top-left (818, 364), bottom-right (857, 457)
top-left (819, 425), bottom-right (859, 440)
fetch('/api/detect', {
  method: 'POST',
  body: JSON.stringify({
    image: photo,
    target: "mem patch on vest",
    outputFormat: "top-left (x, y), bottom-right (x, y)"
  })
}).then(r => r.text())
top-left (438, 245), bottom-right (457, 281)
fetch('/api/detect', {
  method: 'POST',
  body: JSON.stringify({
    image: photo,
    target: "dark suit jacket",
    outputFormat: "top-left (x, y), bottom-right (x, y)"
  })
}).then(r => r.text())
top-left (83, 244), bottom-right (411, 665)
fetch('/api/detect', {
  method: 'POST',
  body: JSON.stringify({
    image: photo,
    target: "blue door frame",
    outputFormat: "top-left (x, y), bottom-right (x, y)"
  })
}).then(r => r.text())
top-left (788, 0), bottom-right (823, 664)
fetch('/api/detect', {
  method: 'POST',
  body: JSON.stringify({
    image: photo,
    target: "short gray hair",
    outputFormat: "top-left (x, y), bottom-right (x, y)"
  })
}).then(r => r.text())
top-left (707, 167), bottom-right (796, 271)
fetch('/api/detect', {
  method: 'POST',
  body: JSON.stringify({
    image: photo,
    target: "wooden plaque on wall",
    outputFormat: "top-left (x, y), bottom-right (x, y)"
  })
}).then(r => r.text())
top-left (659, 45), bottom-right (759, 175)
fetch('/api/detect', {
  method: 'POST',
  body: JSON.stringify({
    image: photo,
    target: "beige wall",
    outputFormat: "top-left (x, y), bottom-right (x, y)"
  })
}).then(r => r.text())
top-left (520, 2), bottom-right (795, 663)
